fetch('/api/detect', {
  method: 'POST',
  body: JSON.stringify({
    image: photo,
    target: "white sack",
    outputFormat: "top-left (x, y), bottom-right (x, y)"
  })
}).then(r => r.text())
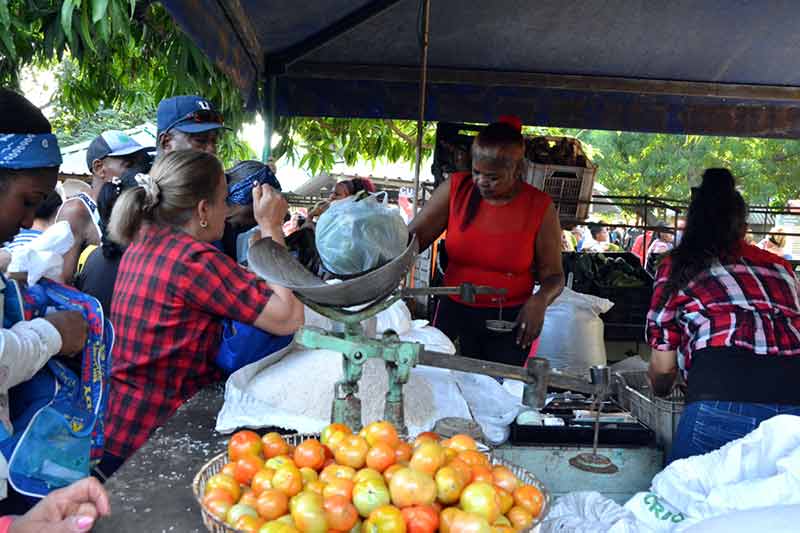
top-left (8, 221), bottom-right (74, 284)
top-left (541, 491), bottom-right (653, 533)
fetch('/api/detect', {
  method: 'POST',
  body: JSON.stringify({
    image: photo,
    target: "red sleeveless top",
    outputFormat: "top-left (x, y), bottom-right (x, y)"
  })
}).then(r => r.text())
top-left (444, 172), bottom-right (552, 308)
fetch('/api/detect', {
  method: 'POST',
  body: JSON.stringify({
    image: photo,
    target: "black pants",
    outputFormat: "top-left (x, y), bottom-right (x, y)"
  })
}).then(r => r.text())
top-left (434, 297), bottom-right (528, 366)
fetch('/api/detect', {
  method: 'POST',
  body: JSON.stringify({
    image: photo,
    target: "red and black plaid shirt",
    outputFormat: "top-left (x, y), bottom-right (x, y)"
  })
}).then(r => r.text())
top-left (647, 242), bottom-right (800, 373)
top-left (105, 225), bottom-right (270, 458)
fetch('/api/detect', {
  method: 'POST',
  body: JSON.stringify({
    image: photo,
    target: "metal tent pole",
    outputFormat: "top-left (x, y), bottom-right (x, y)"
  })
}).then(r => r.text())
top-left (412, 0), bottom-right (431, 216)
top-left (262, 76), bottom-right (278, 161)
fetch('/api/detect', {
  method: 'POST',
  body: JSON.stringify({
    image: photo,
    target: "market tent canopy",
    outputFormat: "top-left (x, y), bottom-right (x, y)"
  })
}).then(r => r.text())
top-left (162, 0), bottom-right (800, 138)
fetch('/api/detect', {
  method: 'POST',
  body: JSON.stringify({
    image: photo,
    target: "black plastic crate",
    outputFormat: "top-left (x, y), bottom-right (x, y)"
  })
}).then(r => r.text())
top-left (510, 420), bottom-right (655, 447)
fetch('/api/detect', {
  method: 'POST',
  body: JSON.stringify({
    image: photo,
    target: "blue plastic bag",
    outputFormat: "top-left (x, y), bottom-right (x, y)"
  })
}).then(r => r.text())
top-left (215, 320), bottom-right (293, 374)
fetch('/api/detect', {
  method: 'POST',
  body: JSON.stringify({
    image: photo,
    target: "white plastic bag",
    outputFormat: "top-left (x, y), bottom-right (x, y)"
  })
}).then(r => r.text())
top-left (8, 221), bottom-right (74, 284)
top-left (451, 371), bottom-right (523, 445)
top-left (541, 491), bottom-right (651, 533)
top-left (315, 193), bottom-right (409, 276)
top-left (537, 287), bottom-right (613, 375)
top-left (376, 300), bottom-right (413, 335)
top-left (399, 320), bottom-right (456, 355)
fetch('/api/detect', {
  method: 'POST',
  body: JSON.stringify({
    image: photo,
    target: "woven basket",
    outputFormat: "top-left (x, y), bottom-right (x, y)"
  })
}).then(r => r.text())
top-left (193, 433), bottom-right (551, 532)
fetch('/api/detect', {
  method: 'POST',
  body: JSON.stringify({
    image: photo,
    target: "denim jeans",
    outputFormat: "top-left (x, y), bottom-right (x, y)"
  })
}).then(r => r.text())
top-left (669, 401), bottom-right (800, 463)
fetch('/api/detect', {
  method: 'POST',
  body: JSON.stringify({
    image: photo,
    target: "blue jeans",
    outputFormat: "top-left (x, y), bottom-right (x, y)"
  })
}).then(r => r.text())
top-left (669, 401), bottom-right (800, 463)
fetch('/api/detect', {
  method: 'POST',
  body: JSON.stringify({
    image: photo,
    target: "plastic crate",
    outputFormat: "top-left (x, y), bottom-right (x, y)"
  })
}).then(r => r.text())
top-left (523, 162), bottom-right (596, 222)
top-left (615, 371), bottom-right (684, 457)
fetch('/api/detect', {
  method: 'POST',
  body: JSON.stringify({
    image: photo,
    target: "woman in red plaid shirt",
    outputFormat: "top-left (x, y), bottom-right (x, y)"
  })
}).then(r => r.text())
top-left (98, 150), bottom-right (304, 477)
top-left (647, 168), bottom-right (800, 463)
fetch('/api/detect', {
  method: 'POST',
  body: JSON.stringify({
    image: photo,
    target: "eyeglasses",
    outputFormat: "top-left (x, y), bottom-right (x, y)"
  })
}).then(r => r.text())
top-left (163, 109), bottom-right (224, 134)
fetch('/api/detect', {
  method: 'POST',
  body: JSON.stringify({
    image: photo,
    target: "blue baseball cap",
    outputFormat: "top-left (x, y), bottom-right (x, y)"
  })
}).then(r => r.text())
top-left (157, 95), bottom-right (226, 135)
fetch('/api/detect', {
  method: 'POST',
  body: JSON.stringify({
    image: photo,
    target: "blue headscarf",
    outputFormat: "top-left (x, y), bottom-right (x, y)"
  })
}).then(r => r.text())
top-left (0, 133), bottom-right (62, 169)
top-left (227, 165), bottom-right (281, 206)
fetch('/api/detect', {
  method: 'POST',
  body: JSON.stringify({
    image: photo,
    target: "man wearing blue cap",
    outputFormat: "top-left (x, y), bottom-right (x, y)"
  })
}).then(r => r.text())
top-left (156, 95), bottom-right (226, 157)
top-left (56, 130), bottom-right (151, 284)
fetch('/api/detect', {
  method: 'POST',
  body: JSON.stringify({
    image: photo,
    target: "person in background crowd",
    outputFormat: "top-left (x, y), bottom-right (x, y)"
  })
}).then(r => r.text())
top-left (56, 131), bottom-right (151, 284)
top-left (100, 150), bottom-right (303, 476)
top-left (156, 95), bottom-right (226, 157)
top-left (572, 225), bottom-right (585, 251)
top-left (645, 222), bottom-right (675, 276)
top-left (647, 168), bottom-right (800, 463)
top-left (410, 118), bottom-right (564, 365)
top-left (2, 191), bottom-right (61, 251)
top-left (631, 228), bottom-right (654, 265)
top-left (222, 160), bottom-right (282, 264)
top-left (583, 222), bottom-right (622, 252)
top-left (758, 227), bottom-right (792, 260)
top-left (306, 177), bottom-right (377, 225)
top-left (675, 217), bottom-right (686, 245)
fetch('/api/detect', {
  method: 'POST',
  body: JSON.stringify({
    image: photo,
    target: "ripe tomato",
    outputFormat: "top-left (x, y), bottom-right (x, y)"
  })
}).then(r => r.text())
top-left (394, 442), bottom-right (413, 463)
top-left (439, 507), bottom-right (460, 533)
top-left (456, 450), bottom-right (490, 469)
top-left (323, 495), bottom-right (359, 531)
top-left (366, 441), bottom-right (397, 473)
top-left (230, 430), bottom-right (264, 462)
top-left (364, 421), bottom-right (400, 448)
top-left (320, 464), bottom-right (357, 484)
top-left (240, 489), bottom-right (259, 508)
top-left (495, 488), bottom-right (514, 515)
top-left (334, 435), bottom-right (370, 469)
top-left (443, 434), bottom-right (477, 452)
top-left (388, 467), bottom-right (436, 508)
top-left (506, 506), bottom-right (533, 530)
top-left (257, 489), bottom-right (290, 521)
top-left (205, 497), bottom-right (233, 522)
top-left (321, 423), bottom-right (352, 448)
top-left (409, 442), bottom-right (446, 476)
top-left (221, 462), bottom-right (237, 478)
top-left (460, 482), bottom-right (501, 524)
top-left (262, 433), bottom-right (291, 459)
top-left (449, 509), bottom-right (491, 533)
top-left (252, 468), bottom-right (276, 496)
top-left (491, 466), bottom-right (519, 494)
top-left (236, 455), bottom-right (267, 485)
top-left (401, 505), bottom-right (439, 533)
top-left (512, 485), bottom-right (544, 517)
top-left (363, 505), bottom-right (406, 533)
top-left (447, 459), bottom-right (473, 486)
top-left (290, 491), bottom-right (327, 533)
top-left (305, 480), bottom-right (327, 496)
top-left (259, 520), bottom-right (300, 533)
top-left (323, 478), bottom-right (354, 501)
top-left (383, 464), bottom-right (405, 484)
top-left (235, 514), bottom-right (266, 532)
top-left (412, 432), bottom-right (440, 450)
top-left (227, 503), bottom-right (259, 525)
top-left (272, 466), bottom-right (304, 497)
top-left (435, 466), bottom-right (465, 505)
top-left (206, 473), bottom-right (242, 502)
top-left (294, 439), bottom-right (327, 471)
top-left (470, 465), bottom-right (494, 485)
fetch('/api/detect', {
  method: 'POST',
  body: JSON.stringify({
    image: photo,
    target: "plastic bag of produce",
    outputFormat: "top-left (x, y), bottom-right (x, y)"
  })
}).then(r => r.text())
top-left (540, 491), bottom-right (649, 533)
top-left (537, 287), bottom-right (613, 375)
top-left (315, 192), bottom-right (409, 276)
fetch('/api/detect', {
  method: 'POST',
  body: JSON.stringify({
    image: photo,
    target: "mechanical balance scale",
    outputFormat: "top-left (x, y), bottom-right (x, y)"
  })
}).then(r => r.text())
top-left (248, 237), bottom-right (662, 495)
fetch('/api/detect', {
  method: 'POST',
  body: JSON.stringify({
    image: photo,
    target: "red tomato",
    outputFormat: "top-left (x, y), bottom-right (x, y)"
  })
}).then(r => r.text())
top-left (366, 442), bottom-right (397, 473)
top-left (394, 442), bottom-right (413, 463)
top-left (364, 421), bottom-right (400, 448)
top-left (294, 439), bottom-right (327, 471)
top-left (256, 489), bottom-right (289, 521)
top-left (229, 430), bottom-right (263, 462)
top-left (401, 505), bottom-right (439, 533)
top-left (409, 442), bottom-right (446, 476)
top-left (512, 485), bottom-right (544, 517)
top-left (236, 455), bottom-right (266, 485)
top-left (252, 468), bottom-right (276, 496)
top-left (323, 478), bottom-right (354, 501)
top-left (205, 473), bottom-right (241, 502)
top-left (323, 495), bottom-right (359, 531)
top-left (262, 432), bottom-right (291, 459)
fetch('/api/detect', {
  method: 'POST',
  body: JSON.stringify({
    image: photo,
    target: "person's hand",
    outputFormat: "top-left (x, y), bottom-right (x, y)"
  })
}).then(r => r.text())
top-left (9, 477), bottom-right (111, 532)
top-left (266, 157), bottom-right (278, 175)
top-left (0, 249), bottom-right (10, 273)
top-left (253, 183), bottom-right (288, 231)
top-left (308, 200), bottom-right (330, 219)
top-left (515, 297), bottom-right (547, 349)
top-left (45, 311), bottom-right (88, 357)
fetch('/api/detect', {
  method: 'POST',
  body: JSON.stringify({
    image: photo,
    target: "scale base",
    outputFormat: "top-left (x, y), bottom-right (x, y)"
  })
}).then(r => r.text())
top-left (332, 395), bottom-right (363, 432)
top-left (569, 452), bottom-right (619, 474)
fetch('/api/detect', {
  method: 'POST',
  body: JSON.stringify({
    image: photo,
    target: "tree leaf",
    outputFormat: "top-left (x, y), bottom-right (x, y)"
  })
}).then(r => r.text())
top-left (0, 28), bottom-right (16, 59)
top-left (80, 6), bottom-right (97, 53)
top-left (0, 0), bottom-right (10, 30)
top-left (91, 0), bottom-right (108, 23)
top-left (61, 0), bottom-right (76, 38)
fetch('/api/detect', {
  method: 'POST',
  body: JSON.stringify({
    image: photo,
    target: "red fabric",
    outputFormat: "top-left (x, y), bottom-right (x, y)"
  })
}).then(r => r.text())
top-left (631, 231), bottom-right (653, 265)
top-left (105, 225), bottom-right (270, 458)
top-left (444, 172), bottom-right (552, 307)
top-left (647, 241), bottom-right (800, 372)
top-left (0, 517), bottom-right (14, 532)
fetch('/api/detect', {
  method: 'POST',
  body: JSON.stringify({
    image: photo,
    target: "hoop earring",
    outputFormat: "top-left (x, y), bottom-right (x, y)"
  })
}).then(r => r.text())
top-left (200, 220), bottom-right (209, 228)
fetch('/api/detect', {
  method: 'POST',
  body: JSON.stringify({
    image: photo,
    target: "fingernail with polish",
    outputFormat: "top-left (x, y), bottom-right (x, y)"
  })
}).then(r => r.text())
top-left (75, 516), bottom-right (95, 530)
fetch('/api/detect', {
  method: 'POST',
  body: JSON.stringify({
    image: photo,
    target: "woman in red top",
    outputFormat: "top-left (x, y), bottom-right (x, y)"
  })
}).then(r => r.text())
top-left (99, 151), bottom-right (304, 475)
top-left (411, 120), bottom-right (564, 365)
top-left (647, 169), bottom-right (800, 462)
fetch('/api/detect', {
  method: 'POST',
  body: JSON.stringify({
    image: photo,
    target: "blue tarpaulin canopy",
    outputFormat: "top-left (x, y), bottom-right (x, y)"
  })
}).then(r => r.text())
top-left (161, 0), bottom-right (800, 138)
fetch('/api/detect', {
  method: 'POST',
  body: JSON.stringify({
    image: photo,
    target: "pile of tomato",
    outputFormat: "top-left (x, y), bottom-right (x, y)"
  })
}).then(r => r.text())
top-left (202, 421), bottom-right (545, 533)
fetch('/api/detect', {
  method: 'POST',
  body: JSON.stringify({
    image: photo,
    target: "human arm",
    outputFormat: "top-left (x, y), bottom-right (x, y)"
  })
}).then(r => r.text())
top-left (0, 250), bottom-right (9, 274)
top-left (645, 258), bottom-right (683, 396)
top-left (9, 476), bottom-right (111, 532)
top-left (55, 201), bottom-right (99, 285)
top-left (648, 349), bottom-right (678, 397)
top-left (516, 203), bottom-right (565, 348)
top-left (408, 179), bottom-right (451, 252)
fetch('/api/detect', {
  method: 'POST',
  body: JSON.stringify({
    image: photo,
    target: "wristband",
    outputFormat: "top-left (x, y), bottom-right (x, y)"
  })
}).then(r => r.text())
top-left (0, 516), bottom-right (15, 533)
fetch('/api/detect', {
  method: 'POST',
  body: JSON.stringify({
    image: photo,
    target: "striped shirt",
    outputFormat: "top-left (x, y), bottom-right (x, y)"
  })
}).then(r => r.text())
top-left (2, 229), bottom-right (42, 251)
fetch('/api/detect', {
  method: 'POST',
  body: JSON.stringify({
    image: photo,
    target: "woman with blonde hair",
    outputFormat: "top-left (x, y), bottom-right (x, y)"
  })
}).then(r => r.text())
top-left (98, 150), bottom-right (304, 477)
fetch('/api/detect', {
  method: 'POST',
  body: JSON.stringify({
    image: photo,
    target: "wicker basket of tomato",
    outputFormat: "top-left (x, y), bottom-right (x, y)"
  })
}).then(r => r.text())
top-left (193, 422), bottom-right (550, 533)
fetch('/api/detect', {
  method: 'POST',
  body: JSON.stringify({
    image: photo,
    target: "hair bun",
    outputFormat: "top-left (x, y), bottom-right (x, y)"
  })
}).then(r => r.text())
top-left (700, 168), bottom-right (736, 193)
top-left (497, 115), bottom-right (523, 133)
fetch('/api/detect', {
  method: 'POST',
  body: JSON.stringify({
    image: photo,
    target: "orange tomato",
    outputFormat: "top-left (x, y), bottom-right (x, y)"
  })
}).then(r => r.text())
top-left (235, 514), bottom-right (266, 532)
top-left (401, 505), bottom-right (439, 533)
top-left (205, 473), bottom-right (242, 502)
top-left (512, 485), bottom-right (544, 517)
top-left (320, 464), bottom-right (357, 484)
top-left (323, 478), bottom-right (354, 501)
top-left (251, 468), bottom-right (276, 496)
top-left (439, 507), bottom-right (460, 533)
top-left (413, 432), bottom-right (441, 449)
top-left (221, 462), bottom-right (237, 478)
top-left (364, 421), bottom-right (400, 448)
top-left (366, 441), bottom-right (397, 472)
top-left (506, 506), bottom-right (533, 530)
top-left (449, 509), bottom-right (491, 533)
top-left (394, 442), bottom-right (413, 463)
top-left (272, 466), bottom-right (303, 497)
top-left (443, 447), bottom-right (458, 462)
top-left (240, 489), bottom-right (259, 508)
top-left (204, 487), bottom-right (235, 507)
top-left (495, 488), bottom-right (514, 515)
top-left (447, 459), bottom-right (473, 486)
top-left (352, 468), bottom-right (384, 485)
top-left (383, 464), bottom-right (405, 484)
top-left (363, 505), bottom-right (406, 533)
top-left (230, 430), bottom-right (264, 462)
top-left (456, 450), bottom-right (490, 469)
top-left (491, 466), bottom-right (519, 494)
top-left (334, 435), bottom-right (369, 469)
top-left (294, 439), bottom-right (327, 471)
top-left (262, 433), bottom-right (291, 459)
top-left (205, 496), bottom-right (233, 522)
top-left (443, 434), bottom-right (477, 452)
top-left (388, 467), bottom-right (437, 508)
top-left (321, 423), bottom-right (352, 448)
top-left (323, 495), bottom-right (359, 531)
top-left (470, 465), bottom-right (494, 485)
top-left (435, 466), bottom-right (465, 505)
top-left (236, 455), bottom-right (266, 485)
top-left (305, 480), bottom-right (327, 496)
top-left (256, 489), bottom-right (289, 521)
top-left (409, 442), bottom-right (446, 476)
